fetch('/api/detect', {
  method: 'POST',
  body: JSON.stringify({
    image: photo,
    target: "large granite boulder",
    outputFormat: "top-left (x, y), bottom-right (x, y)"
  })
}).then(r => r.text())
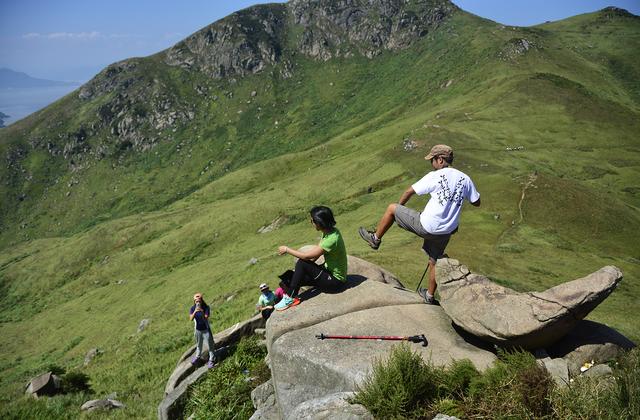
top-left (436, 259), bottom-right (623, 349)
top-left (267, 278), bottom-right (496, 418)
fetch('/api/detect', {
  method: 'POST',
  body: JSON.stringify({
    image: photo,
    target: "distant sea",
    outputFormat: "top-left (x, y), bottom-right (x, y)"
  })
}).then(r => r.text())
top-left (0, 85), bottom-right (81, 126)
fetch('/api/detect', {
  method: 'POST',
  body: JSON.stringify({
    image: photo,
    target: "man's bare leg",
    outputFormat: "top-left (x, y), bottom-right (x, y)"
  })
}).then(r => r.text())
top-left (375, 203), bottom-right (398, 239)
top-left (427, 258), bottom-right (437, 296)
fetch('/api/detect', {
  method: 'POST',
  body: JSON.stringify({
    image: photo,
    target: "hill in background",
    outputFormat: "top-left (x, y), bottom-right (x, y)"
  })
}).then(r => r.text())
top-left (0, 68), bottom-right (79, 89)
top-left (0, 1), bottom-right (638, 417)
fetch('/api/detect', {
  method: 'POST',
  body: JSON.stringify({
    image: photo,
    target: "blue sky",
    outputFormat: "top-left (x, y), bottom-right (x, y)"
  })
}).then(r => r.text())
top-left (1, 0), bottom-right (638, 82)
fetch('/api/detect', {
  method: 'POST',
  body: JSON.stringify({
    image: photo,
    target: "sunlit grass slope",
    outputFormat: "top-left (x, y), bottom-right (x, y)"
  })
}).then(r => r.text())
top-left (1, 7), bottom-right (639, 418)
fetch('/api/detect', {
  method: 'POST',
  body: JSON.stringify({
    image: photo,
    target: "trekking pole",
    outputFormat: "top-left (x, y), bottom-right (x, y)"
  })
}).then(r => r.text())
top-left (415, 264), bottom-right (429, 292)
top-left (316, 333), bottom-right (428, 347)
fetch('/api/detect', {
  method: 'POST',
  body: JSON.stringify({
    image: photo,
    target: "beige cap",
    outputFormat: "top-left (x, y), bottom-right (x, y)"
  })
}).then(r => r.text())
top-left (425, 144), bottom-right (453, 160)
top-left (259, 283), bottom-right (269, 291)
top-left (193, 293), bottom-right (202, 300)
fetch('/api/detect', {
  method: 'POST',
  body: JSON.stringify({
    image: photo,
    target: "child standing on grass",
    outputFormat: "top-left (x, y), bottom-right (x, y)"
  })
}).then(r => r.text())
top-left (189, 293), bottom-right (216, 368)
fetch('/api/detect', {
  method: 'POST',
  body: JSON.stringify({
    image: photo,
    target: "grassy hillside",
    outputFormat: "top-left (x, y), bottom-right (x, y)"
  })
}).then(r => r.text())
top-left (1, 5), bottom-right (639, 418)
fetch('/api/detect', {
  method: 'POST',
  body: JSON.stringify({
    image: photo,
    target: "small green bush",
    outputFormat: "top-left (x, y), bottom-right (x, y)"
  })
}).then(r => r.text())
top-left (438, 359), bottom-right (480, 398)
top-left (355, 346), bottom-right (640, 419)
top-left (353, 343), bottom-right (439, 418)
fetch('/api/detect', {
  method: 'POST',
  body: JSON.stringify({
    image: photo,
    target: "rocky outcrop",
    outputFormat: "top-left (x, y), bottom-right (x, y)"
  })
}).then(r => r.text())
top-left (25, 372), bottom-right (62, 398)
top-left (250, 380), bottom-right (280, 420)
top-left (164, 0), bottom-right (457, 77)
top-left (158, 256), bottom-right (634, 419)
top-left (290, 0), bottom-right (457, 60)
top-left (165, 5), bottom-right (288, 79)
top-left (267, 276), bottom-right (496, 418)
top-left (80, 398), bottom-right (125, 412)
top-left (436, 258), bottom-right (623, 349)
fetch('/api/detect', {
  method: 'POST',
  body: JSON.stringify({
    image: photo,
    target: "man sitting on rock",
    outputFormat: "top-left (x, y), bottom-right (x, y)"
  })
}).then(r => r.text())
top-left (358, 144), bottom-right (480, 304)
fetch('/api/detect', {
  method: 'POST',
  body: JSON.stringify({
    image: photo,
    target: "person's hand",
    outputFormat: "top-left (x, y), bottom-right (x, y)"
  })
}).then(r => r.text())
top-left (278, 246), bottom-right (288, 255)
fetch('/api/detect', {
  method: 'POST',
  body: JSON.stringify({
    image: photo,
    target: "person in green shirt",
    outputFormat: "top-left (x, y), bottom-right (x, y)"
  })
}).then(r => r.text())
top-left (275, 206), bottom-right (348, 311)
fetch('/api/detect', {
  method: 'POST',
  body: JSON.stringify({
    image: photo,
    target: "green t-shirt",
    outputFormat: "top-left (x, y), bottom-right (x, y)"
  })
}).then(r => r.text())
top-left (257, 291), bottom-right (276, 307)
top-left (320, 229), bottom-right (348, 281)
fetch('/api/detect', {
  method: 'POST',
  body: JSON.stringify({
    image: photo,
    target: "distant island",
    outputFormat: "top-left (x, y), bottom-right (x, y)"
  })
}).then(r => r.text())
top-left (0, 68), bottom-right (79, 89)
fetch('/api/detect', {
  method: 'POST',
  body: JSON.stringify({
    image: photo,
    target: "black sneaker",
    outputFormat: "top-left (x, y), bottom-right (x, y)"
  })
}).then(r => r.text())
top-left (417, 288), bottom-right (438, 305)
top-left (358, 227), bottom-right (381, 250)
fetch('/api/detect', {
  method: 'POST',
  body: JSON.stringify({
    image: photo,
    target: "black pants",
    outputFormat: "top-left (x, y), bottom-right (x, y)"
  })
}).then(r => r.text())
top-left (281, 259), bottom-right (343, 297)
top-left (261, 308), bottom-right (274, 320)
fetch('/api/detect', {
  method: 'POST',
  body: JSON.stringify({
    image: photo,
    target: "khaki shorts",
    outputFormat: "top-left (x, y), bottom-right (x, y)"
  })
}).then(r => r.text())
top-left (394, 205), bottom-right (453, 262)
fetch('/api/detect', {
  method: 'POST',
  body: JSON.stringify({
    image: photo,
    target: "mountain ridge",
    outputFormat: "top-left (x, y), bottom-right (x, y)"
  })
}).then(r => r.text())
top-left (0, 2), bottom-right (639, 417)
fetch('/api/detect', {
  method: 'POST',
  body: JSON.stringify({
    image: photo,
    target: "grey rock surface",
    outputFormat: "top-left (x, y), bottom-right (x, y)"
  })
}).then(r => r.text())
top-left (347, 255), bottom-right (404, 288)
top-left (538, 357), bottom-right (569, 387)
top-left (269, 302), bottom-right (496, 417)
top-left (25, 372), bottom-right (61, 398)
top-left (137, 318), bottom-right (151, 333)
top-left (84, 348), bottom-right (101, 366)
top-left (433, 414), bottom-right (461, 420)
top-left (266, 279), bottom-right (420, 348)
top-left (250, 380), bottom-right (279, 420)
top-left (582, 363), bottom-right (613, 378)
top-left (287, 392), bottom-right (373, 420)
top-left (80, 398), bottom-right (125, 411)
top-left (436, 258), bottom-right (623, 349)
top-left (547, 320), bottom-right (636, 376)
top-left (251, 379), bottom-right (276, 410)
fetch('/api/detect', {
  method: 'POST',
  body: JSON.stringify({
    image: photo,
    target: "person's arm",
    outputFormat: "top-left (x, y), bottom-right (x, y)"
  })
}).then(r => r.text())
top-left (204, 306), bottom-right (210, 320)
top-left (470, 197), bottom-right (481, 207)
top-left (278, 244), bottom-right (324, 261)
top-left (189, 308), bottom-right (197, 321)
top-left (398, 186), bottom-right (416, 205)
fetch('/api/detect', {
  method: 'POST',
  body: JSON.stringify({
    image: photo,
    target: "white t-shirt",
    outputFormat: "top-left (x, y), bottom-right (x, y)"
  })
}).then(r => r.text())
top-left (411, 167), bottom-right (480, 234)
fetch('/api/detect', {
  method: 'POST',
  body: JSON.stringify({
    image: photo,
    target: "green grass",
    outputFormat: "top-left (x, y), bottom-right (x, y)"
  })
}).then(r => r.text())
top-left (353, 344), bottom-right (640, 419)
top-left (183, 336), bottom-right (269, 419)
top-left (0, 6), bottom-right (639, 418)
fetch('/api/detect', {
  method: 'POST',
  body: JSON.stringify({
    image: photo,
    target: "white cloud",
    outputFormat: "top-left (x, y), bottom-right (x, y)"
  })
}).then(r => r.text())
top-left (48, 31), bottom-right (101, 40)
top-left (20, 31), bottom-right (144, 42)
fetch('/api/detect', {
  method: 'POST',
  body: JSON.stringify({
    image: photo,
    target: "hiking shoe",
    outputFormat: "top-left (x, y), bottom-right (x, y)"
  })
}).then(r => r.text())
top-left (358, 227), bottom-right (381, 250)
top-left (275, 295), bottom-right (300, 311)
top-left (417, 288), bottom-right (438, 305)
top-left (207, 360), bottom-right (216, 369)
top-left (191, 356), bottom-right (200, 365)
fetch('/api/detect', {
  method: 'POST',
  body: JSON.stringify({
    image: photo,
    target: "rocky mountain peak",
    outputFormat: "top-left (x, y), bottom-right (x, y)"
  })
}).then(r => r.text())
top-left (290, 0), bottom-right (457, 59)
top-left (163, 0), bottom-right (457, 77)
